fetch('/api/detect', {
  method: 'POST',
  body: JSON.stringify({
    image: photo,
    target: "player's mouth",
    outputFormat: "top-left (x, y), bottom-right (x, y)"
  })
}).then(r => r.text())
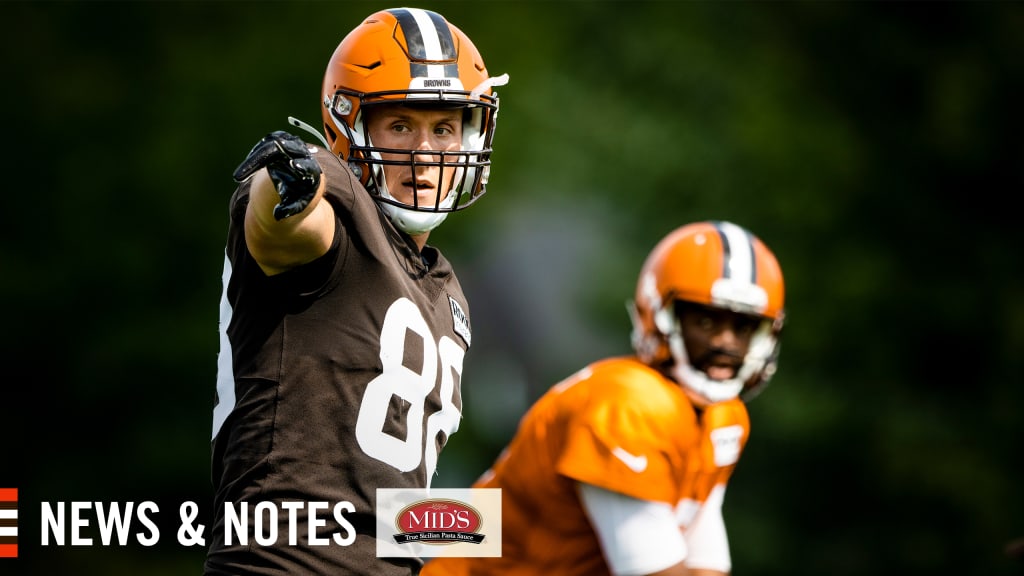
top-left (705, 364), bottom-right (739, 380)
top-left (398, 178), bottom-right (438, 205)
top-left (699, 351), bottom-right (743, 381)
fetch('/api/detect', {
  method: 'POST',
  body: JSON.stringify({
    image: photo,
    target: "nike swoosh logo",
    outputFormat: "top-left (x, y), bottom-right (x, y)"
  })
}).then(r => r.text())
top-left (612, 447), bottom-right (648, 473)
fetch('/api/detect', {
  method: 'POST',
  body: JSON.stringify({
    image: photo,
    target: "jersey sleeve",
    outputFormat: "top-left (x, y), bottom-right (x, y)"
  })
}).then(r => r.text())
top-left (313, 146), bottom-right (360, 211)
top-left (554, 360), bottom-right (698, 505)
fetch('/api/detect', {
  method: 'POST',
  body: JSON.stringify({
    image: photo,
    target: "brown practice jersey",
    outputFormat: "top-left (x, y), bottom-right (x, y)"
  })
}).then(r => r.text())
top-left (205, 146), bottom-right (472, 576)
top-left (424, 356), bottom-right (749, 576)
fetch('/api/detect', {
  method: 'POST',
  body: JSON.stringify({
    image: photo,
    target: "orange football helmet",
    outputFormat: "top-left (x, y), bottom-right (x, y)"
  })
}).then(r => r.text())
top-left (629, 221), bottom-right (786, 406)
top-left (319, 7), bottom-right (507, 233)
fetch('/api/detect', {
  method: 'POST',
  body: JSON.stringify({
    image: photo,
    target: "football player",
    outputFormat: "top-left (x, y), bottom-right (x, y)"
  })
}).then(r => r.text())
top-left (423, 221), bottom-right (785, 576)
top-left (205, 8), bottom-right (508, 576)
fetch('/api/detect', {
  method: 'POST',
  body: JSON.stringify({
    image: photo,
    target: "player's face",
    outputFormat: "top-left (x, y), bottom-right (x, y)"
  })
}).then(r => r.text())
top-left (676, 302), bottom-right (761, 381)
top-left (364, 105), bottom-right (464, 209)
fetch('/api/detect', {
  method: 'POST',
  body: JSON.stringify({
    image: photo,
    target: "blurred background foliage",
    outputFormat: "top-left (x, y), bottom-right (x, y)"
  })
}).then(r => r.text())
top-left (2, 1), bottom-right (1022, 574)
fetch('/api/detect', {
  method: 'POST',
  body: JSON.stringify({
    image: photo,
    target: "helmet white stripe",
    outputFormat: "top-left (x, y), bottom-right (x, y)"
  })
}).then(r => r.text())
top-left (715, 221), bottom-right (756, 284)
top-left (392, 8), bottom-right (458, 80)
top-left (407, 8), bottom-right (446, 60)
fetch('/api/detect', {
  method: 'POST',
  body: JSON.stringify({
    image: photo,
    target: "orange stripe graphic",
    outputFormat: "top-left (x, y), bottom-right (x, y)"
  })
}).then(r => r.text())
top-left (0, 488), bottom-right (16, 558)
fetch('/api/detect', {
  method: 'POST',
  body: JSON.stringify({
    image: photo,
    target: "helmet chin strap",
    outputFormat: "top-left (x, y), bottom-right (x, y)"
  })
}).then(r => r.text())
top-left (288, 116), bottom-right (330, 148)
top-left (379, 192), bottom-right (452, 235)
top-left (469, 73), bottom-right (510, 100)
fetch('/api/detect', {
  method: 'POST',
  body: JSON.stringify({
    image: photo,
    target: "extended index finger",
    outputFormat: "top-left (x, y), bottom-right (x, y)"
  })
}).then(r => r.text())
top-left (232, 132), bottom-right (310, 182)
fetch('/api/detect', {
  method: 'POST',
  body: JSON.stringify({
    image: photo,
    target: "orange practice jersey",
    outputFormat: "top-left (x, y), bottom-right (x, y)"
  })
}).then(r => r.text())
top-left (424, 356), bottom-right (750, 576)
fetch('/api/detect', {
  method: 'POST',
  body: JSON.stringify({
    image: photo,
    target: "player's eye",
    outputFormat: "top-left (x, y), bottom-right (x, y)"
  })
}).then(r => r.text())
top-left (732, 316), bottom-right (761, 337)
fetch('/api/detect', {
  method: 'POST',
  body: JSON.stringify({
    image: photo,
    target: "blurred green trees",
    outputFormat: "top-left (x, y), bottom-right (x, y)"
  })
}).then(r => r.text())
top-left (2, 1), bottom-right (1021, 574)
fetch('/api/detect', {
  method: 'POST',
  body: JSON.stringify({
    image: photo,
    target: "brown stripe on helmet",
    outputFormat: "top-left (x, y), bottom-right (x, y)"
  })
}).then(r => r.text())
top-left (389, 8), bottom-right (457, 62)
top-left (711, 220), bottom-right (757, 283)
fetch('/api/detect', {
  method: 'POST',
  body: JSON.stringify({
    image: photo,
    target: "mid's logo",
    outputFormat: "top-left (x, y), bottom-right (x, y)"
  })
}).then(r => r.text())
top-left (393, 499), bottom-right (484, 545)
top-left (376, 488), bottom-right (501, 558)
top-left (0, 488), bottom-right (17, 558)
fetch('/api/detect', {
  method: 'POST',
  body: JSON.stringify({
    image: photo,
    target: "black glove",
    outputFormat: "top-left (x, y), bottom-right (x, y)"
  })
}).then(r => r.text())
top-left (232, 131), bottom-right (323, 220)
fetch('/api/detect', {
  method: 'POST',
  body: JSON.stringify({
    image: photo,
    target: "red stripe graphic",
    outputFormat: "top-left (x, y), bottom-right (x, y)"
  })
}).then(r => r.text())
top-left (0, 488), bottom-right (17, 558)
